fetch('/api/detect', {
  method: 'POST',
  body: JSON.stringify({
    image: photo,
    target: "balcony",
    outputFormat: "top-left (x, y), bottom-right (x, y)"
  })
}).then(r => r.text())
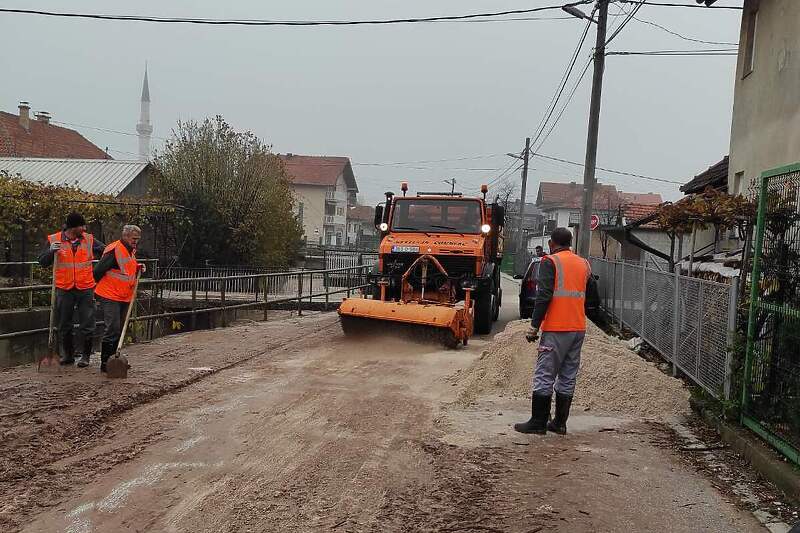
top-left (325, 189), bottom-right (347, 204)
top-left (324, 214), bottom-right (346, 226)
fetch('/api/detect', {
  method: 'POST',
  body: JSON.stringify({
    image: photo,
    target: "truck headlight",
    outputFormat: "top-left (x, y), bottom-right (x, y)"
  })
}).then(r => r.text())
top-left (481, 224), bottom-right (491, 234)
top-left (379, 222), bottom-right (389, 231)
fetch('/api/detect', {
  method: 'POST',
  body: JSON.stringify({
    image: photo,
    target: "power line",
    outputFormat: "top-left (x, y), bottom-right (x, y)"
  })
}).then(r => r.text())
top-left (532, 58), bottom-right (593, 153)
top-left (608, 49), bottom-right (738, 56)
top-left (630, 14), bottom-right (738, 46)
top-left (51, 119), bottom-right (169, 141)
top-left (529, 16), bottom-right (593, 151)
top-left (0, 4), bottom-right (592, 26)
top-left (532, 153), bottom-right (684, 184)
top-left (618, 1), bottom-right (742, 8)
top-left (606, 0), bottom-right (647, 46)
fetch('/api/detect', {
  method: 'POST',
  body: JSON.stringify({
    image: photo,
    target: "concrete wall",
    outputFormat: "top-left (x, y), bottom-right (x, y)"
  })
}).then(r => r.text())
top-left (729, 0), bottom-right (800, 192)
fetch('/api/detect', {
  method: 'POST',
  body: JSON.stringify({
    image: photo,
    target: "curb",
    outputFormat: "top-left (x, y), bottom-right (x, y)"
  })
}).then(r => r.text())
top-left (693, 400), bottom-right (800, 506)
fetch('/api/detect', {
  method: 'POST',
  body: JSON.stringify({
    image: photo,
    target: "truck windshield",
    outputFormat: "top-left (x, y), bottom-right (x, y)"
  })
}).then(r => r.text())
top-left (390, 199), bottom-right (482, 234)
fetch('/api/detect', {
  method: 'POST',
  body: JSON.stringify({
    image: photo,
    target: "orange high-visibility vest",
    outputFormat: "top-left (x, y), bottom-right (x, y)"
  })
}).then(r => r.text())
top-left (47, 232), bottom-right (96, 290)
top-left (541, 249), bottom-right (591, 332)
top-left (95, 241), bottom-right (139, 303)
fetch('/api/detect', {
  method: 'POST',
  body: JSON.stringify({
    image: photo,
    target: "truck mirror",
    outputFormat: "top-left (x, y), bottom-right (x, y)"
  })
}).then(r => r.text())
top-left (493, 205), bottom-right (505, 227)
top-left (374, 205), bottom-right (384, 228)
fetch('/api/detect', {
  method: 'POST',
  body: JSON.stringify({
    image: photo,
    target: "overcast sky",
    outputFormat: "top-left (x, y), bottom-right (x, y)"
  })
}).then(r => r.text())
top-left (1, 1), bottom-right (743, 204)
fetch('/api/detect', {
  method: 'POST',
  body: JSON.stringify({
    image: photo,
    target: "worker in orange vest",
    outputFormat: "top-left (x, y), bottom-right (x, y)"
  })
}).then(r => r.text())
top-left (515, 227), bottom-right (599, 435)
top-left (93, 224), bottom-right (144, 373)
top-left (38, 212), bottom-right (105, 367)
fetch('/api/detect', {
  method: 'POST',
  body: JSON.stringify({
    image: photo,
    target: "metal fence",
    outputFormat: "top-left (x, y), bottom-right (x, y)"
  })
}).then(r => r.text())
top-left (0, 264), bottom-right (372, 341)
top-left (590, 258), bottom-right (738, 400)
top-left (744, 163), bottom-right (800, 465)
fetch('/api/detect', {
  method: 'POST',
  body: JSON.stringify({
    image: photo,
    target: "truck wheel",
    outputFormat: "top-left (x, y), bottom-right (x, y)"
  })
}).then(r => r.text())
top-left (493, 287), bottom-right (502, 321)
top-left (474, 283), bottom-right (495, 335)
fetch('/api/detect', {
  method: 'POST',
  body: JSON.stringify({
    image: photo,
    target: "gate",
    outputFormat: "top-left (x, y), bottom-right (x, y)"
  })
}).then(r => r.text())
top-left (744, 162), bottom-right (800, 465)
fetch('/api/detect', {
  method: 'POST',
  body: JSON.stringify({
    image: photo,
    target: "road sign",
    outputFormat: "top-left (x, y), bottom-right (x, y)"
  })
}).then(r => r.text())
top-left (590, 214), bottom-right (600, 231)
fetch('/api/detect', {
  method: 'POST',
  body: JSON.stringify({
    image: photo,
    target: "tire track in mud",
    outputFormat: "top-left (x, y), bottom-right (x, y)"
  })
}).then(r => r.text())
top-left (0, 314), bottom-right (341, 533)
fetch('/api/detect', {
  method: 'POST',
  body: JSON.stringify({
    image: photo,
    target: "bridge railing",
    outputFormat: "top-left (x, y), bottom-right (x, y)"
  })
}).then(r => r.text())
top-left (0, 264), bottom-right (373, 340)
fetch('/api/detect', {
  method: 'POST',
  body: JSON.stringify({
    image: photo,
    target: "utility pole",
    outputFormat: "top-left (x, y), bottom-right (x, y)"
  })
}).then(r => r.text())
top-left (443, 178), bottom-right (456, 193)
top-left (576, 0), bottom-right (609, 258)
top-left (513, 137), bottom-right (531, 276)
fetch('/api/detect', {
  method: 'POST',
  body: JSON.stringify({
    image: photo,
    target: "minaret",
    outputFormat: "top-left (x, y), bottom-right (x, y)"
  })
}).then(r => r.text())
top-left (136, 66), bottom-right (153, 161)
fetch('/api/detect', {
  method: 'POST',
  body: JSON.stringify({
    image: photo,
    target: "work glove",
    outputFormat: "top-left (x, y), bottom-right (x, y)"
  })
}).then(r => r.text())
top-left (526, 327), bottom-right (540, 343)
top-left (49, 241), bottom-right (62, 252)
top-left (136, 263), bottom-right (146, 274)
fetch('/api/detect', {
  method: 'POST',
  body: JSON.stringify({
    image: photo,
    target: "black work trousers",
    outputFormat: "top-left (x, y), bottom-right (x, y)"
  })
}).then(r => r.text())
top-left (55, 288), bottom-right (96, 356)
top-left (98, 296), bottom-right (130, 348)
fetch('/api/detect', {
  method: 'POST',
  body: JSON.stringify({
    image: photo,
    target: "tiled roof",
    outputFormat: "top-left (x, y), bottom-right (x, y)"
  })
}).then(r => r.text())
top-left (0, 111), bottom-right (110, 159)
top-left (279, 154), bottom-right (358, 191)
top-left (536, 181), bottom-right (621, 209)
top-left (0, 157), bottom-right (149, 196)
top-left (620, 192), bottom-right (663, 205)
top-left (623, 203), bottom-right (661, 229)
top-left (680, 156), bottom-right (728, 194)
top-left (348, 205), bottom-right (374, 221)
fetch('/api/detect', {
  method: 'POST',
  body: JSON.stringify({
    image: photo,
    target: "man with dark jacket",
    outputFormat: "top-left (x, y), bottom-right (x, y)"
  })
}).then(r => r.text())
top-left (38, 212), bottom-right (105, 367)
top-left (514, 227), bottom-right (600, 435)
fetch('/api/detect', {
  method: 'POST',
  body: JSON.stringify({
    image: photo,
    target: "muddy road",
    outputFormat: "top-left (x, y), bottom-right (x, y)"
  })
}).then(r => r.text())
top-left (2, 280), bottom-right (767, 532)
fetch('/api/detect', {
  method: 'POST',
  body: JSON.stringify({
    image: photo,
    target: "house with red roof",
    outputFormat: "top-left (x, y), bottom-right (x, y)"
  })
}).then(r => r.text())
top-left (279, 153), bottom-right (359, 246)
top-left (530, 180), bottom-right (662, 257)
top-left (0, 102), bottom-right (109, 159)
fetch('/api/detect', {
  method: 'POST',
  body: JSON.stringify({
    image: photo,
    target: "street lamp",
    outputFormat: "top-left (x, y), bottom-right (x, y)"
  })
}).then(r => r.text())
top-left (561, 5), bottom-right (597, 23)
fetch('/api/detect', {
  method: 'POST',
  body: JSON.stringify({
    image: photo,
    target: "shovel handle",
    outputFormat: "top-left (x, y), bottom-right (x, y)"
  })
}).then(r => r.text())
top-left (115, 270), bottom-right (142, 356)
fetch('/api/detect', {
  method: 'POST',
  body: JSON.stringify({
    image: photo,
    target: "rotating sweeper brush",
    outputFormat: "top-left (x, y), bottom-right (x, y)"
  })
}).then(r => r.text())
top-left (338, 255), bottom-right (474, 349)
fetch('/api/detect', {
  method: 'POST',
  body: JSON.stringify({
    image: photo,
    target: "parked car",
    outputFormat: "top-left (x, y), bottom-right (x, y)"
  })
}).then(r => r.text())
top-left (516, 257), bottom-right (601, 321)
top-left (517, 257), bottom-right (542, 319)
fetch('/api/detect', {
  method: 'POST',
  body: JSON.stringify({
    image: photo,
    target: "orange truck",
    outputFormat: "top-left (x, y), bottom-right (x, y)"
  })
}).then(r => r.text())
top-left (338, 183), bottom-right (505, 348)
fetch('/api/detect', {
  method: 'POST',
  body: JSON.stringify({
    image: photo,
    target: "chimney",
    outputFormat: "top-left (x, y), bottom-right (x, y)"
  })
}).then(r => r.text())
top-left (35, 111), bottom-right (51, 124)
top-left (18, 101), bottom-right (30, 131)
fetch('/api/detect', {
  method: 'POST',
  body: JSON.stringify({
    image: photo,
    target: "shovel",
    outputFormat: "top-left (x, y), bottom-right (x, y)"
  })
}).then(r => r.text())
top-left (38, 257), bottom-right (60, 371)
top-left (106, 271), bottom-right (141, 379)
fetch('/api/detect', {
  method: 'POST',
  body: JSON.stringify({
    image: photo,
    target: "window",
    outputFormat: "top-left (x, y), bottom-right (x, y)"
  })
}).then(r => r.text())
top-left (743, 6), bottom-right (758, 78)
top-left (733, 172), bottom-right (745, 196)
top-left (336, 207), bottom-right (344, 216)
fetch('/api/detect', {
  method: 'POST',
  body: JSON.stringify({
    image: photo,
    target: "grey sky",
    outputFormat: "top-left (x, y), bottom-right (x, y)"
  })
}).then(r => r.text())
top-left (1, 1), bottom-right (742, 204)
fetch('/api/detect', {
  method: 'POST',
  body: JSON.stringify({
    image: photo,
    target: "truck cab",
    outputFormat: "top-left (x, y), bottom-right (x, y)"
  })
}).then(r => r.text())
top-left (369, 186), bottom-right (505, 334)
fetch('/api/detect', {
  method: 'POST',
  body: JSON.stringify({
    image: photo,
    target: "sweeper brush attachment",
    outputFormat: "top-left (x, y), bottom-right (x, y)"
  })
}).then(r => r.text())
top-left (337, 254), bottom-right (473, 349)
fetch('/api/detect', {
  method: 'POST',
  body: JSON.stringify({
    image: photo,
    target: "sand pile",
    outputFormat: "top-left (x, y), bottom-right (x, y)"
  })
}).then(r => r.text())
top-left (451, 320), bottom-right (690, 419)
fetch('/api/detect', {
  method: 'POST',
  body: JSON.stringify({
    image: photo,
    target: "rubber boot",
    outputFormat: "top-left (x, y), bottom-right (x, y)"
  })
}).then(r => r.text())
top-left (547, 393), bottom-right (574, 435)
top-left (514, 394), bottom-right (552, 435)
top-left (100, 342), bottom-right (114, 373)
top-left (76, 338), bottom-right (93, 368)
top-left (59, 334), bottom-right (75, 365)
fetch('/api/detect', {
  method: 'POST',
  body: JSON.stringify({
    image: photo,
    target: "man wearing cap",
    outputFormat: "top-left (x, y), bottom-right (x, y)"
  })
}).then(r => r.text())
top-left (94, 225), bottom-right (143, 373)
top-left (514, 227), bottom-right (599, 435)
top-left (38, 212), bottom-right (105, 367)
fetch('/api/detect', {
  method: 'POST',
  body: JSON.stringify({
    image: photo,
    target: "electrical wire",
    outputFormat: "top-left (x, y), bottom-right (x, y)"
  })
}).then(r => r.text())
top-left (607, 49), bottom-right (737, 55)
top-left (528, 15), bottom-right (594, 151)
top-left (532, 58), bottom-right (592, 154)
top-left (0, 4), bottom-right (592, 26)
top-left (532, 153), bottom-right (684, 184)
top-left (606, 0), bottom-right (647, 46)
top-left (629, 14), bottom-right (738, 46)
top-left (617, 1), bottom-right (742, 8)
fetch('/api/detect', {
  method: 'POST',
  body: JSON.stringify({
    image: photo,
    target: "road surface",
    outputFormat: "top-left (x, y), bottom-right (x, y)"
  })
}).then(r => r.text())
top-left (1, 279), bottom-right (767, 532)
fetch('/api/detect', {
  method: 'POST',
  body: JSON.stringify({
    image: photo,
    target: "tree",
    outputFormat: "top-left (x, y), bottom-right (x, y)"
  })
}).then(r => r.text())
top-left (152, 116), bottom-right (302, 266)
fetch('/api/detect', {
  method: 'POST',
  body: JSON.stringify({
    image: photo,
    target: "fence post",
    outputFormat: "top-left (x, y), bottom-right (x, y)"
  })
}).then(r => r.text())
top-left (297, 272), bottom-right (303, 316)
top-left (724, 275), bottom-right (740, 401)
top-left (346, 268), bottom-right (352, 298)
top-left (672, 269), bottom-right (680, 377)
top-left (611, 262), bottom-right (617, 322)
top-left (191, 284), bottom-right (197, 330)
top-left (619, 262), bottom-right (625, 329)
top-left (308, 271), bottom-right (314, 306)
top-left (696, 282), bottom-right (703, 382)
top-left (324, 270), bottom-right (330, 310)
top-left (641, 262), bottom-right (647, 336)
top-left (221, 280), bottom-right (227, 327)
top-left (264, 276), bottom-right (269, 322)
top-left (28, 264), bottom-right (34, 309)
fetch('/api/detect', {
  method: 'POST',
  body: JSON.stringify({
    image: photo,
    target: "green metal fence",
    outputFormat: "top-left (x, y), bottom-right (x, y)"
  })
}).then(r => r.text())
top-left (744, 162), bottom-right (800, 465)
